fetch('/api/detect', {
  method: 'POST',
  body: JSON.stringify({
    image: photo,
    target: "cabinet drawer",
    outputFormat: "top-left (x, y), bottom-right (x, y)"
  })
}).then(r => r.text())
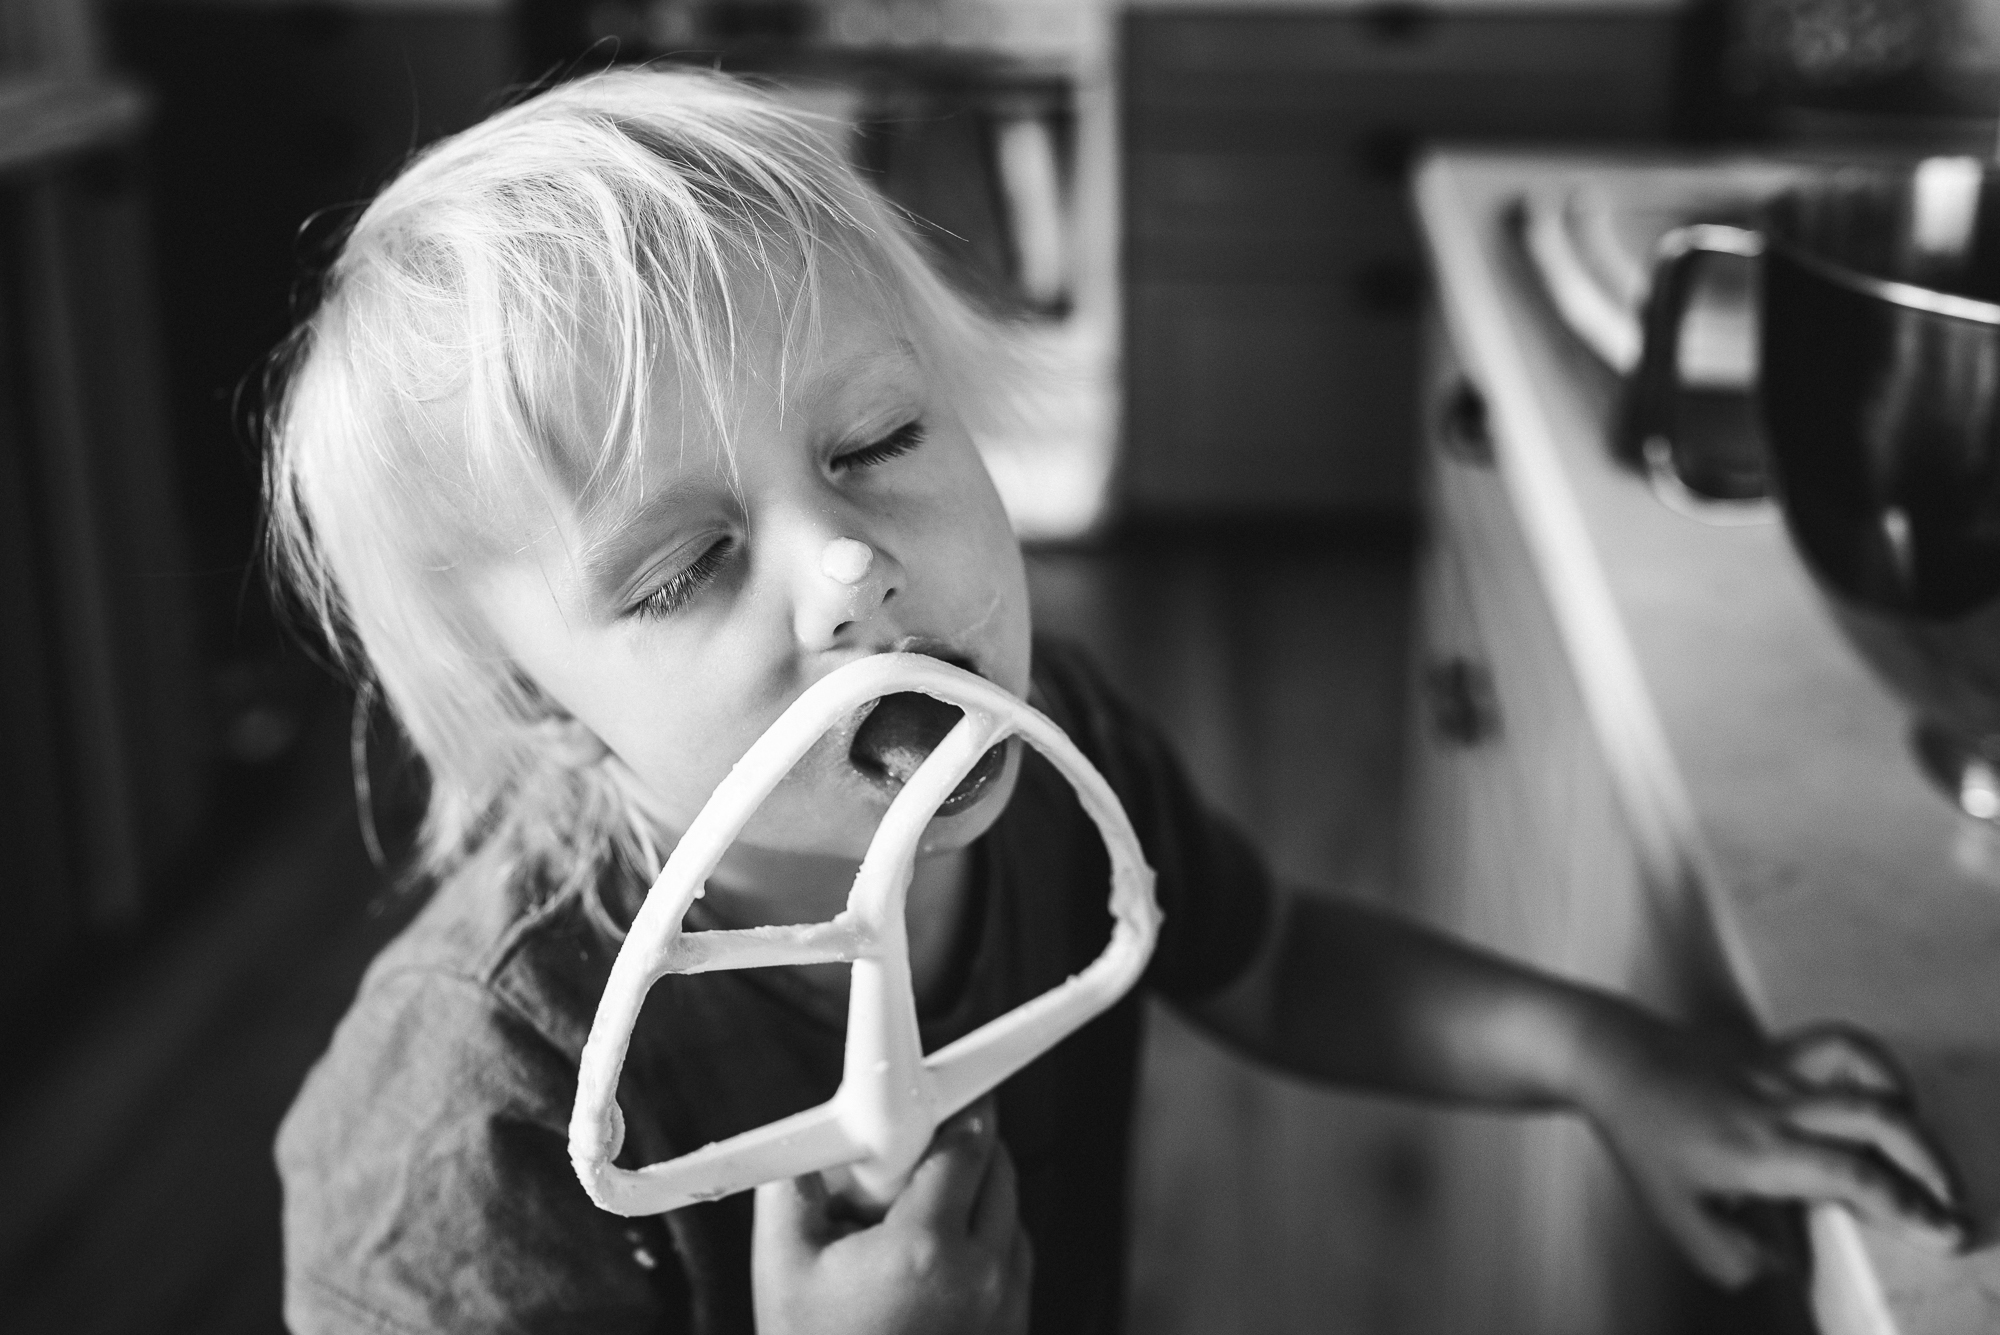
top-left (1118, 8), bottom-right (1674, 514)
top-left (1404, 320), bottom-right (1687, 1335)
top-left (1414, 326), bottom-right (1648, 988)
top-left (1129, 68), bottom-right (1674, 142)
top-left (1125, 12), bottom-right (1678, 114)
top-left (1128, 219), bottom-right (1421, 287)
top-left (1125, 281), bottom-right (1419, 511)
top-left (1127, 149), bottom-right (1412, 271)
top-left (1412, 511), bottom-right (1587, 974)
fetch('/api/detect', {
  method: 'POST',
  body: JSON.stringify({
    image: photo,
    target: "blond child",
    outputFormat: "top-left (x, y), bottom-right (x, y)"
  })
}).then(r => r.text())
top-left (270, 69), bottom-right (1961, 1335)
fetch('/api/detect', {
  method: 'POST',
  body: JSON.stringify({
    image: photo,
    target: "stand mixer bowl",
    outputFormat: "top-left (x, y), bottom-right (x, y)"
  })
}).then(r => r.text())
top-left (1760, 166), bottom-right (2000, 819)
top-left (1625, 159), bottom-right (2000, 819)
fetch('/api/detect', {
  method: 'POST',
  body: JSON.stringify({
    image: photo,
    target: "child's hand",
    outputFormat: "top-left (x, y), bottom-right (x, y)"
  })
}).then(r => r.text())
top-left (1579, 1013), bottom-right (1966, 1287)
top-left (752, 1100), bottom-right (1033, 1335)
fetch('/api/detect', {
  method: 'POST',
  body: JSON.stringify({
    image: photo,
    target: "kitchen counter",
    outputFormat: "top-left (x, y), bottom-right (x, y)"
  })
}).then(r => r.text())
top-left (1124, 0), bottom-right (1679, 9)
top-left (1414, 152), bottom-right (2000, 1334)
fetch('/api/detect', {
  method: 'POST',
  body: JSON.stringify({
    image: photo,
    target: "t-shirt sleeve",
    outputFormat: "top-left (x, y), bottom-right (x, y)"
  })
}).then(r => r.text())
top-left (1029, 638), bottom-right (1275, 1001)
top-left (276, 968), bottom-right (687, 1335)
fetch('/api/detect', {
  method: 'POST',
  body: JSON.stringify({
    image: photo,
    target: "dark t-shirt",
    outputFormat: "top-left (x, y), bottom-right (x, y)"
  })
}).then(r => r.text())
top-left (277, 639), bottom-right (1273, 1335)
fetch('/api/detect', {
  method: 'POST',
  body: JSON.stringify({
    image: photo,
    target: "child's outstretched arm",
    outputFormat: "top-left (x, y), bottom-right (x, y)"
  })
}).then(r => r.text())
top-left (1180, 890), bottom-right (1966, 1286)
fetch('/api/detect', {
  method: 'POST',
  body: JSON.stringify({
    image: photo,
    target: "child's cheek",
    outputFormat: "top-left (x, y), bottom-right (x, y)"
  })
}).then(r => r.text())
top-left (965, 542), bottom-right (1033, 700)
top-left (919, 453), bottom-right (1033, 696)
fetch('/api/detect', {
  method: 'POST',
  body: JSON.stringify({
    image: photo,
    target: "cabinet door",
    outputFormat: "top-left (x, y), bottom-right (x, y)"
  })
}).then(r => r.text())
top-left (1402, 320), bottom-right (1689, 1335)
top-left (1125, 279), bottom-right (1420, 513)
top-left (1127, 145), bottom-right (1414, 283)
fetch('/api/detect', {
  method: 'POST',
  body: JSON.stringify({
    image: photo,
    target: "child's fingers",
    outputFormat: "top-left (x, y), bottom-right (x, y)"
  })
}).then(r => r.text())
top-left (754, 1173), bottom-right (833, 1261)
top-left (1748, 1137), bottom-right (1963, 1242)
top-left (969, 1134), bottom-right (1022, 1251)
top-left (1653, 1187), bottom-right (1767, 1288)
top-left (1776, 1026), bottom-right (1910, 1100)
top-left (1780, 1093), bottom-right (1959, 1211)
top-left (986, 1228), bottom-right (1035, 1335)
top-left (889, 1101), bottom-right (999, 1234)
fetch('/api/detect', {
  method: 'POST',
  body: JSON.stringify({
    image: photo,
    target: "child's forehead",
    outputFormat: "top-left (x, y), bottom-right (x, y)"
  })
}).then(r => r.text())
top-left (650, 277), bottom-right (924, 449)
top-left (463, 254), bottom-right (941, 581)
top-left (558, 292), bottom-right (929, 552)
top-left (745, 263), bottom-right (920, 400)
top-left (787, 334), bottom-right (928, 420)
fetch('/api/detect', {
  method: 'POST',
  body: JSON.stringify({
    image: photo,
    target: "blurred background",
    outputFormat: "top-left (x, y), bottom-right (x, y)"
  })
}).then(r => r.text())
top-left (0, 0), bottom-right (1994, 1332)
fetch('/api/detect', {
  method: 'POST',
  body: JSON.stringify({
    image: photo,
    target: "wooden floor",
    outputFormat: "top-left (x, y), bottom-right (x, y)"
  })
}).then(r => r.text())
top-left (1028, 528), bottom-right (1436, 1335)
top-left (0, 705), bottom-right (415, 1334)
top-left (0, 524), bottom-right (1424, 1335)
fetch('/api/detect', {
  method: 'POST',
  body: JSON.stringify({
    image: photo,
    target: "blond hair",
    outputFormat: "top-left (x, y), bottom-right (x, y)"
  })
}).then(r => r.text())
top-left (265, 68), bottom-right (1029, 899)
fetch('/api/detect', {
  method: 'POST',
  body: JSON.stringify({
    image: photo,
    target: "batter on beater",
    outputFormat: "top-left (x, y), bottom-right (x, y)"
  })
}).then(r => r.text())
top-left (269, 69), bottom-right (1964, 1335)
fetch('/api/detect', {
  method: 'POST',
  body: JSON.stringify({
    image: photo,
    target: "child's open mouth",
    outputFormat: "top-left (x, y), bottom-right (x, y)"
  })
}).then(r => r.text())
top-left (847, 664), bottom-right (1011, 817)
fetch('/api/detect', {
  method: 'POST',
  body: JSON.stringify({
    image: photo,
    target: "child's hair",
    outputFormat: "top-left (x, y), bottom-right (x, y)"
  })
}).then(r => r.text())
top-left (264, 68), bottom-right (1034, 900)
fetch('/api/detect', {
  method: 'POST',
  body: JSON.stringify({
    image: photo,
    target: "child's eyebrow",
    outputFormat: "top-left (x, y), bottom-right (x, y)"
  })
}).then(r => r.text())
top-left (574, 338), bottom-right (923, 599)
top-left (578, 489), bottom-right (688, 599)
top-left (797, 338), bottom-right (922, 405)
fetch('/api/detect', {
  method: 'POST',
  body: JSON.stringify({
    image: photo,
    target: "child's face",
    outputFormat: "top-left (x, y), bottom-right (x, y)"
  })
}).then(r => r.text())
top-left (467, 267), bottom-right (1032, 864)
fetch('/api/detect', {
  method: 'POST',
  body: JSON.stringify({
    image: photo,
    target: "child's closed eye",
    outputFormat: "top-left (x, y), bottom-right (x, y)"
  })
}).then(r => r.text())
top-left (832, 421), bottom-right (926, 472)
top-left (629, 535), bottom-right (736, 620)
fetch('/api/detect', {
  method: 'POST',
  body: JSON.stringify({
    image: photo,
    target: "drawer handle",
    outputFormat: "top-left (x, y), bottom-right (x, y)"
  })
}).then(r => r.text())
top-left (1425, 656), bottom-right (1500, 747)
top-left (1352, 126), bottom-right (1418, 186)
top-left (1436, 380), bottom-right (1494, 468)
top-left (1359, 2), bottom-right (1438, 43)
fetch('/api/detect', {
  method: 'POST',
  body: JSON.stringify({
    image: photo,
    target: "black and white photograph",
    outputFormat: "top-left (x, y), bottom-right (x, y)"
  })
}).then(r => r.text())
top-left (3, 1), bottom-right (1999, 1332)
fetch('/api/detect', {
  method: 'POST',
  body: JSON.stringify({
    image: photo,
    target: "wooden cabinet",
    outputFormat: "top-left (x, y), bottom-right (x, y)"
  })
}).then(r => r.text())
top-left (0, 79), bottom-right (210, 1010)
top-left (1120, 7), bottom-right (1681, 516)
top-left (1401, 313), bottom-right (1798, 1333)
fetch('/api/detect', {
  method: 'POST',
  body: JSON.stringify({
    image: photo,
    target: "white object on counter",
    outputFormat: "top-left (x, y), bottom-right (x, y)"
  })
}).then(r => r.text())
top-left (1910, 157), bottom-right (1984, 267)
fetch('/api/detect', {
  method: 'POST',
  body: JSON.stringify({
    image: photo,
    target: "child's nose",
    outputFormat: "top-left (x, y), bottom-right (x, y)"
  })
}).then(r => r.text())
top-left (821, 537), bottom-right (874, 586)
top-left (795, 535), bottom-right (903, 648)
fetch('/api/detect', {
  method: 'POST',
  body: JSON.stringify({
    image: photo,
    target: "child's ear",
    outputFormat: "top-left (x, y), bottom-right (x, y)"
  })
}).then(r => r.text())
top-left (531, 714), bottom-right (612, 769)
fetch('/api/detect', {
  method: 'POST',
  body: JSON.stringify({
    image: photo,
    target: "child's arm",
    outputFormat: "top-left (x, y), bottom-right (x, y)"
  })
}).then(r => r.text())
top-left (752, 1101), bottom-right (1032, 1335)
top-left (1180, 889), bottom-right (1965, 1285)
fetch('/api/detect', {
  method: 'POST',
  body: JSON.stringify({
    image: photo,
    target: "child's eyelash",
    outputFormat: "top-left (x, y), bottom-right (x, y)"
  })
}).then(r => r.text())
top-left (833, 421), bottom-right (926, 471)
top-left (622, 422), bottom-right (918, 621)
top-left (631, 537), bottom-right (734, 620)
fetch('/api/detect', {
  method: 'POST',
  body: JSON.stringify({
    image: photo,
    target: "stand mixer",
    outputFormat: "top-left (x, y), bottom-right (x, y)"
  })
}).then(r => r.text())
top-left (1623, 157), bottom-right (2000, 823)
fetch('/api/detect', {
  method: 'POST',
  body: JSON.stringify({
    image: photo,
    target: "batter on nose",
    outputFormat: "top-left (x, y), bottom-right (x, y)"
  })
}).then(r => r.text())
top-left (821, 537), bottom-right (873, 585)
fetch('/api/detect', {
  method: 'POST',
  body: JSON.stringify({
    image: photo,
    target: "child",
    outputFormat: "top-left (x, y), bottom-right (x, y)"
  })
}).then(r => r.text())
top-left (270, 70), bottom-right (1961, 1335)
